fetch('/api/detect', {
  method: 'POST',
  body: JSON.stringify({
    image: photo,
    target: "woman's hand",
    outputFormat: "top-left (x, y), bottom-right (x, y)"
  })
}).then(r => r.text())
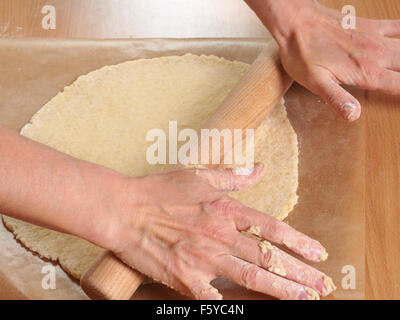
top-left (106, 164), bottom-right (335, 300)
top-left (246, 0), bottom-right (400, 121)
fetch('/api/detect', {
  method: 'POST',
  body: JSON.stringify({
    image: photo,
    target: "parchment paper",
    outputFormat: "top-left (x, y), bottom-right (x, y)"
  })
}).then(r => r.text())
top-left (0, 37), bottom-right (364, 300)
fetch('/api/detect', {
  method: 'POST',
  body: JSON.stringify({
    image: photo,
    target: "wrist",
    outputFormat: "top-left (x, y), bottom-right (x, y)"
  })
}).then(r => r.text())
top-left (77, 169), bottom-right (133, 252)
top-left (245, 0), bottom-right (318, 47)
top-left (94, 173), bottom-right (146, 253)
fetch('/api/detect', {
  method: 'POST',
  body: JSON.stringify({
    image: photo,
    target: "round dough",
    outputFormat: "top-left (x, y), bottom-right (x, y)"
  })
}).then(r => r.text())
top-left (2, 54), bottom-right (298, 279)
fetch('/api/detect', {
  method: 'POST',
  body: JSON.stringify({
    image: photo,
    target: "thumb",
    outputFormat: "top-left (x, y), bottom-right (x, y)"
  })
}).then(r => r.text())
top-left (312, 74), bottom-right (361, 122)
top-left (195, 163), bottom-right (265, 192)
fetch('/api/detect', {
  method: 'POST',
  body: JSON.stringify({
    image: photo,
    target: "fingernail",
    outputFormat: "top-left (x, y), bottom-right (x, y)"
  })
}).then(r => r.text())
top-left (315, 274), bottom-right (336, 297)
top-left (340, 102), bottom-right (361, 122)
top-left (298, 287), bottom-right (320, 300)
top-left (305, 288), bottom-right (320, 300)
top-left (232, 167), bottom-right (255, 176)
top-left (308, 244), bottom-right (328, 262)
top-left (320, 250), bottom-right (328, 261)
top-left (322, 276), bottom-right (336, 296)
top-left (232, 163), bottom-right (263, 176)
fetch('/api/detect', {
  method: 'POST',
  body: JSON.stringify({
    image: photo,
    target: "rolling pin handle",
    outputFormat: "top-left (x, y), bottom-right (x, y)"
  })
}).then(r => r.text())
top-left (81, 251), bottom-right (145, 300)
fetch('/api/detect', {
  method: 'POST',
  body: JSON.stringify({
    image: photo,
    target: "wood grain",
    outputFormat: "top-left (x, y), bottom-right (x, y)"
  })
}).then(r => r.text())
top-left (0, 270), bottom-right (27, 300)
top-left (0, 0), bottom-right (268, 38)
top-left (319, 0), bottom-right (400, 301)
top-left (0, 0), bottom-right (399, 299)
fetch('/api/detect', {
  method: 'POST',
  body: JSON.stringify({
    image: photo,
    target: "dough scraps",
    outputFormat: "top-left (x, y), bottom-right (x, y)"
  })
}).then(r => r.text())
top-left (2, 54), bottom-right (298, 279)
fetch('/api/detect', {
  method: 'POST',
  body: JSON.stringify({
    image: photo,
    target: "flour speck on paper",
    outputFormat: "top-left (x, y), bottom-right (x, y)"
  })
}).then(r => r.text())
top-left (2, 54), bottom-right (298, 279)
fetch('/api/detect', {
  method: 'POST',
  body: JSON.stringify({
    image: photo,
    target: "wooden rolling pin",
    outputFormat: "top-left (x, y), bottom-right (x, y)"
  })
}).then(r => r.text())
top-left (80, 41), bottom-right (293, 300)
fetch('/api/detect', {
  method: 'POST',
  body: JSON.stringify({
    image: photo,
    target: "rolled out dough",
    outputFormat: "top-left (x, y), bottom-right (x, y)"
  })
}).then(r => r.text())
top-left (2, 54), bottom-right (298, 279)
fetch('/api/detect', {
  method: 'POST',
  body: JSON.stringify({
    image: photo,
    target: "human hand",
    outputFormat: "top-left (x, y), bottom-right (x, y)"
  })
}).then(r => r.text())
top-left (106, 164), bottom-right (335, 300)
top-left (247, 0), bottom-right (400, 121)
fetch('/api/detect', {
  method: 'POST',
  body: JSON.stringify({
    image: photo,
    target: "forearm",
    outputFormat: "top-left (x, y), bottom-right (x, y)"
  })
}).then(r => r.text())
top-left (244, 0), bottom-right (318, 45)
top-left (0, 125), bottom-right (125, 249)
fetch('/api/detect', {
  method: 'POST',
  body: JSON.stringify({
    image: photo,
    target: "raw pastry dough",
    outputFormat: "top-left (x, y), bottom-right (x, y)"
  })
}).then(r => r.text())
top-left (2, 54), bottom-right (298, 279)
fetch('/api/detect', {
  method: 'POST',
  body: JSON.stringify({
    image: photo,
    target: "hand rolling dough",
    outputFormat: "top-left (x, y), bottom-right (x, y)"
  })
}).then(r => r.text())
top-left (2, 54), bottom-right (298, 279)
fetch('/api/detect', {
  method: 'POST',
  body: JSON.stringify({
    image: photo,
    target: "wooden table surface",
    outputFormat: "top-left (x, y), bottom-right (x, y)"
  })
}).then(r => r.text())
top-left (0, 0), bottom-right (399, 300)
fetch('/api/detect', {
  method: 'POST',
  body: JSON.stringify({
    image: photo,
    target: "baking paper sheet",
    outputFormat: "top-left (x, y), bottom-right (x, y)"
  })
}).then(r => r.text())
top-left (0, 37), bottom-right (364, 299)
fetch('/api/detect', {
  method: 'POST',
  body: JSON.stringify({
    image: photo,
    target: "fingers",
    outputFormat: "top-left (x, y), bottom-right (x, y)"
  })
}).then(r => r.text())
top-left (207, 199), bottom-right (328, 262)
top-left (311, 74), bottom-right (361, 122)
top-left (384, 38), bottom-right (400, 52)
top-left (377, 19), bottom-right (400, 37)
top-left (387, 52), bottom-right (400, 72)
top-left (354, 67), bottom-right (400, 95)
top-left (218, 255), bottom-right (320, 300)
top-left (231, 233), bottom-right (336, 296)
top-left (195, 163), bottom-right (265, 192)
top-left (373, 69), bottom-right (400, 95)
top-left (184, 276), bottom-right (222, 300)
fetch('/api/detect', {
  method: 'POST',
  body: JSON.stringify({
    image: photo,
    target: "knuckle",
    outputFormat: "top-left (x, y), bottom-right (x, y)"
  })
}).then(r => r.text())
top-left (264, 220), bottom-right (280, 236)
top-left (323, 88), bottom-right (342, 107)
top-left (260, 249), bottom-right (273, 267)
top-left (354, 33), bottom-right (387, 54)
top-left (209, 198), bottom-right (242, 217)
top-left (239, 263), bottom-right (260, 288)
top-left (361, 68), bottom-right (383, 90)
top-left (225, 170), bottom-right (236, 188)
top-left (214, 169), bottom-right (236, 191)
top-left (201, 224), bottom-right (233, 246)
top-left (377, 20), bottom-right (395, 35)
top-left (349, 64), bottom-right (380, 90)
top-left (348, 40), bottom-right (388, 68)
